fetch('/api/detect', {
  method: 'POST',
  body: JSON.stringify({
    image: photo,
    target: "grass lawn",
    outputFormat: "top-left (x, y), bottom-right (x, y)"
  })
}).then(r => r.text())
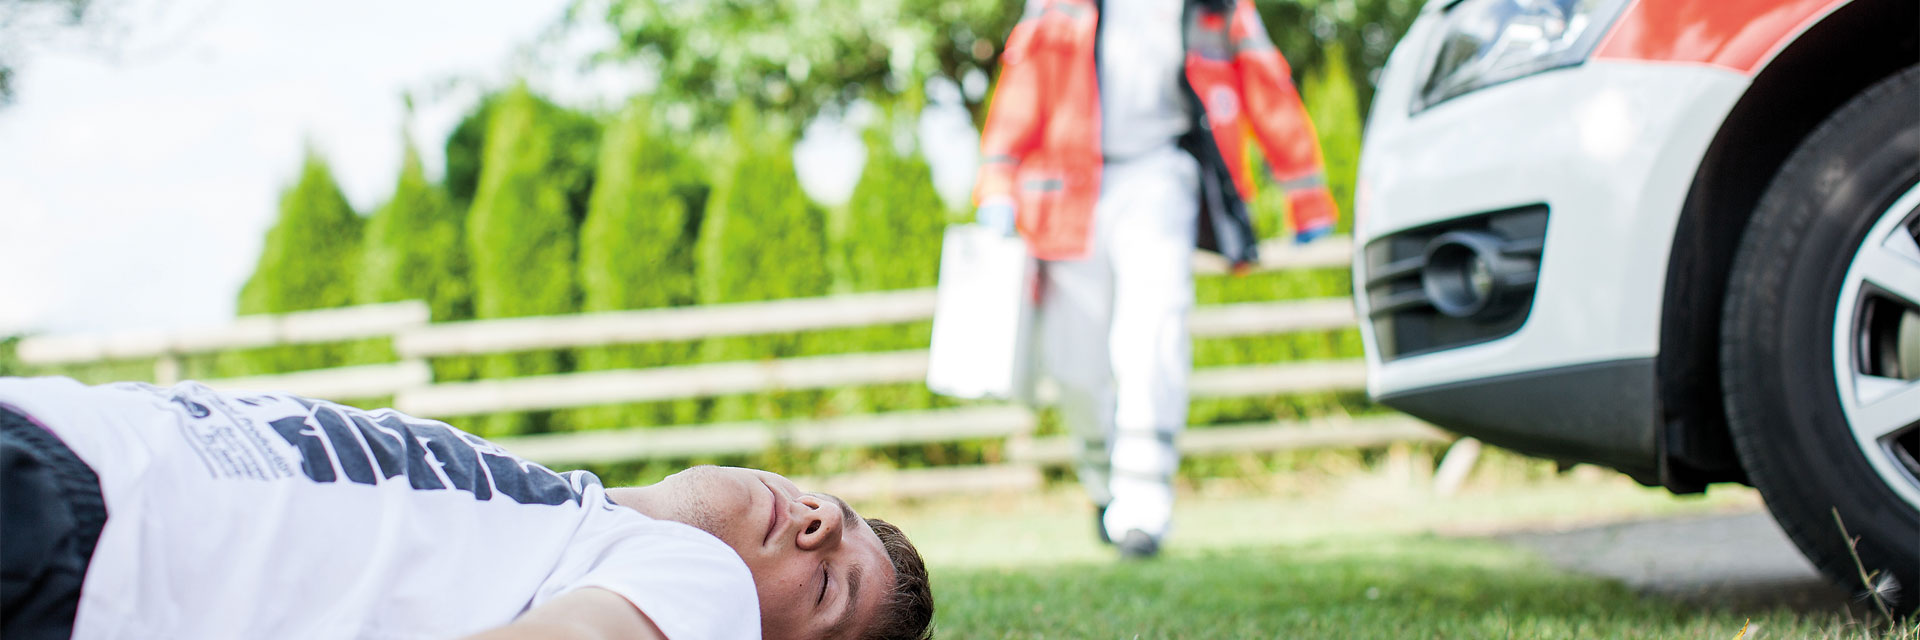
top-left (871, 466), bottom-right (1916, 639)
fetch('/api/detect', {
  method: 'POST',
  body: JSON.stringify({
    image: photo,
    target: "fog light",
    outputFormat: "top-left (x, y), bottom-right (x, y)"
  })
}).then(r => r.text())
top-left (1422, 231), bottom-right (1537, 319)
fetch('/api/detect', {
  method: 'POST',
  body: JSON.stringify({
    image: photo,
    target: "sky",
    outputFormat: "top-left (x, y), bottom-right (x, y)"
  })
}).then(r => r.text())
top-left (0, 0), bottom-right (979, 338)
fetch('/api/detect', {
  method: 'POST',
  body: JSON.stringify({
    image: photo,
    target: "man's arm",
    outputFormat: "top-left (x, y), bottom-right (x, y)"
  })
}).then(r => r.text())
top-left (1228, 0), bottom-right (1339, 242)
top-left (462, 587), bottom-right (665, 640)
top-left (972, 8), bottom-right (1052, 209)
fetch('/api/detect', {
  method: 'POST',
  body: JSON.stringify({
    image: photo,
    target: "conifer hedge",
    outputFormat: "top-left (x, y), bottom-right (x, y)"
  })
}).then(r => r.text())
top-left (354, 140), bottom-right (473, 378)
top-left (359, 142), bottom-right (470, 321)
top-left (222, 151), bottom-right (365, 376)
top-left (574, 101), bottom-right (707, 429)
top-left (0, 336), bottom-right (19, 377)
top-left (695, 108), bottom-right (832, 423)
top-left (840, 109), bottom-right (948, 294)
top-left (444, 94), bottom-right (500, 211)
top-left (836, 104), bottom-right (951, 415)
top-left (465, 87), bottom-right (601, 435)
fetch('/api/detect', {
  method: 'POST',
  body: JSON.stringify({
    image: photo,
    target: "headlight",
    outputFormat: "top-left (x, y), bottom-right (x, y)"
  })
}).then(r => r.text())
top-left (1414, 0), bottom-right (1631, 112)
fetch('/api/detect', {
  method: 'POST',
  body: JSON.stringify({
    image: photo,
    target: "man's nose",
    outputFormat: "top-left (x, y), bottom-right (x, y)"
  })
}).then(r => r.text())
top-left (794, 494), bottom-right (842, 551)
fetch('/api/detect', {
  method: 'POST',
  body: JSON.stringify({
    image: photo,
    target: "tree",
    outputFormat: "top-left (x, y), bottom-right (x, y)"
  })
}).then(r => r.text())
top-left (575, 100), bottom-right (707, 428)
top-left (242, 151), bottom-right (364, 315)
top-left (696, 108), bottom-right (832, 307)
top-left (227, 150), bottom-right (365, 374)
top-left (358, 140), bottom-right (470, 321)
top-left (465, 86), bottom-right (601, 435)
top-left (695, 107), bottom-right (832, 421)
top-left (0, 336), bottom-right (21, 377)
top-left (1253, 0), bottom-right (1423, 111)
top-left (840, 100), bottom-right (949, 294)
top-left (585, 0), bottom-right (1021, 127)
top-left (443, 93), bottom-right (503, 211)
top-left (836, 96), bottom-right (953, 414)
top-left (1, 0), bottom-right (94, 107)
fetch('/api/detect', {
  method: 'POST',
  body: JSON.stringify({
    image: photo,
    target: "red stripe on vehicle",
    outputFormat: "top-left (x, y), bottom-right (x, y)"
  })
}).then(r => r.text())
top-left (1592, 0), bottom-right (1850, 75)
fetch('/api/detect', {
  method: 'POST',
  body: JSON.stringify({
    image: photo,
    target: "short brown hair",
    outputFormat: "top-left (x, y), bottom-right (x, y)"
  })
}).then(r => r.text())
top-left (860, 518), bottom-right (933, 640)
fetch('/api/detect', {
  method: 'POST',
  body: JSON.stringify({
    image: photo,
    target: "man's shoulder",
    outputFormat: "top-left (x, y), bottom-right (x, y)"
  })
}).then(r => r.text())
top-left (597, 514), bottom-right (747, 576)
top-left (556, 515), bottom-right (761, 640)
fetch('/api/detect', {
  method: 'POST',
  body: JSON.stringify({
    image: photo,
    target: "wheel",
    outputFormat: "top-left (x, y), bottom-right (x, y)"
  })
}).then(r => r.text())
top-left (1721, 64), bottom-right (1920, 614)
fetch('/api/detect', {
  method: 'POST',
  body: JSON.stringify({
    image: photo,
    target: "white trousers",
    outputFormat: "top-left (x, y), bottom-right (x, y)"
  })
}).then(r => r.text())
top-left (1039, 146), bottom-right (1199, 542)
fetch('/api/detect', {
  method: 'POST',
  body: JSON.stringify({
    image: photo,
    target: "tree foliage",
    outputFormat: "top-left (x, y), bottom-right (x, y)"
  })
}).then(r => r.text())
top-left (835, 97), bottom-right (954, 413)
top-left (575, 100), bottom-right (707, 428)
top-left (695, 107), bottom-right (832, 421)
top-left (227, 151), bottom-right (365, 374)
top-left (1253, 0), bottom-right (1423, 111)
top-left (586, 0), bottom-right (1021, 127)
top-left (696, 108), bottom-right (830, 308)
top-left (580, 101), bottom-right (705, 313)
top-left (841, 100), bottom-right (948, 294)
top-left (583, 0), bottom-right (1425, 128)
top-left (241, 151), bottom-right (365, 316)
top-left (0, 0), bottom-right (94, 107)
top-left (0, 336), bottom-right (21, 377)
top-left (359, 141), bottom-right (470, 321)
top-left (443, 93), bottom-right (502, 211)
top-left (465, 86), bottom-right (601, 435)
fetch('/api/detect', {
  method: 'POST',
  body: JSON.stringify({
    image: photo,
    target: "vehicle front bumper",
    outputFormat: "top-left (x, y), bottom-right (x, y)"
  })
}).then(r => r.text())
top-left (1354, 30), bottom-right (1752, 476)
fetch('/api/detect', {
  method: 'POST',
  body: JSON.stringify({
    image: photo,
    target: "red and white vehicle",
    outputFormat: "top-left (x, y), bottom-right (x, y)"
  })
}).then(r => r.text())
top-left (1353, 0), bottom-right (1918, 606)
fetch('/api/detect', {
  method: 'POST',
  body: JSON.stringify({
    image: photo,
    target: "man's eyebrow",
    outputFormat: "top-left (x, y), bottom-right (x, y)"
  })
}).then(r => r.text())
top-left (825, 562), bottom-right (863, 639)
top-left (820, 493), bottom-right (866, 639)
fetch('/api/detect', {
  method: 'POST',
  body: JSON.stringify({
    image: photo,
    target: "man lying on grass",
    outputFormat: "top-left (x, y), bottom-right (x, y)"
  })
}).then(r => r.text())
top-left (0, 376), bottom-right (933, 640)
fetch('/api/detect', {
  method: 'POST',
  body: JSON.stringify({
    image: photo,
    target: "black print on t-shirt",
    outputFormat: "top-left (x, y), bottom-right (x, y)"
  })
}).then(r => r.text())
top-left (266, 404), bottom-right (589, 506)
top-left (170, 395), bottom-right (212, 418)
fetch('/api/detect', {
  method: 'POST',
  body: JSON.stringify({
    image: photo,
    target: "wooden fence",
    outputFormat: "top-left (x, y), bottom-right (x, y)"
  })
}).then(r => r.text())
top-left (16, 237), bottom-right (1454, 500)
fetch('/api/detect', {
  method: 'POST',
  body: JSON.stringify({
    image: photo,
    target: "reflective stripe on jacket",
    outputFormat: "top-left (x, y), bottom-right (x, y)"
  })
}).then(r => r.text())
top-left (974, 0), bottom-right (1338, 264)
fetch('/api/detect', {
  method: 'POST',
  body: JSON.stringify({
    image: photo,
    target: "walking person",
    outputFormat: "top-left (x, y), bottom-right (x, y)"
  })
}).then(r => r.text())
top-left (974, 0), bottom-right (1339, 558)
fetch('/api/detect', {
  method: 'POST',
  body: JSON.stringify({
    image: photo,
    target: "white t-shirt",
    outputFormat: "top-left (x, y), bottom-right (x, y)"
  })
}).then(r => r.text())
top-left (1097, 0), bottom-right (1193, 161)
top-left (0, 377), bottom-right (760, 640)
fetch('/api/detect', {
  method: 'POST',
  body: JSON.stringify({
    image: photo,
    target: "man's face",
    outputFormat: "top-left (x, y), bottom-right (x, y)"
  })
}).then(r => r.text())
top-left (649, 466), bottom-right (895, 640)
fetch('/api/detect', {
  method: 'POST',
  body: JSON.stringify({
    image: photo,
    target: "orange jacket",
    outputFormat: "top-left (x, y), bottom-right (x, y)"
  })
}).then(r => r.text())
top-left (974, 0), bottom-right (1338, 264)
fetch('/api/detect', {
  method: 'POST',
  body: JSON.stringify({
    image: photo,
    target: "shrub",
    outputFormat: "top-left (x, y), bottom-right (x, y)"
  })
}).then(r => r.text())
top-left (836, 100), bottom-right (952, 414)
top-left (444, 93), bottom-right (502, 211)
top-left (221, 150), bottom-right (365, 376)
top-left (694, 108), bottom-right (832, 422)
top-left (359, 140), bottom-right (471, 322)
top-left (573, 100), bottom-right (708, 430)
top-left (0, 336), bottom-right (18, 377)
top-left (840, 104), bottom-right (949, 294)
top-left (465, 86), bottom-right (601, 435)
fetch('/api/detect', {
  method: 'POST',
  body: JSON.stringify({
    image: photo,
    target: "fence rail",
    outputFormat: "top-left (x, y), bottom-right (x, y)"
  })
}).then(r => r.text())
top-left (11, 236), bottom-right (1444, 498)
top-left (17, 301), bottom-right (431, 363)
top-left (394, 289), bottom-right (941, 358)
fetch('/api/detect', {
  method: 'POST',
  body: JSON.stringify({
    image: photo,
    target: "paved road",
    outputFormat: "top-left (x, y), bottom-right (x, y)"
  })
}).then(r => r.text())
top-left (1497, 510), bottom-right (1858, 613)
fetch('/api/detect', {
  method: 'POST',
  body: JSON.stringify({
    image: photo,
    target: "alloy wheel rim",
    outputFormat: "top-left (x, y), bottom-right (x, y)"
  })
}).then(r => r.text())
top-left (1831, 181), bottom-right (1920, 512)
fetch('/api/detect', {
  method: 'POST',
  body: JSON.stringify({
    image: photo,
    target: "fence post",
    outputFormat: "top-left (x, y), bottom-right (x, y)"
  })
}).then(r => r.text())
top-left (155, 352), bottom-right (182, 386)
top-left (1433, 437), bottom-right (1482, 497)
top-left (1003, 407), bottom-right (1037, 471)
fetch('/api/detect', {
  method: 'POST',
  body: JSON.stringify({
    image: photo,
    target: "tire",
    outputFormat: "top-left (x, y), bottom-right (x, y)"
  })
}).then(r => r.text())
top-left (1721, 64), bottom-right (1920, 614)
